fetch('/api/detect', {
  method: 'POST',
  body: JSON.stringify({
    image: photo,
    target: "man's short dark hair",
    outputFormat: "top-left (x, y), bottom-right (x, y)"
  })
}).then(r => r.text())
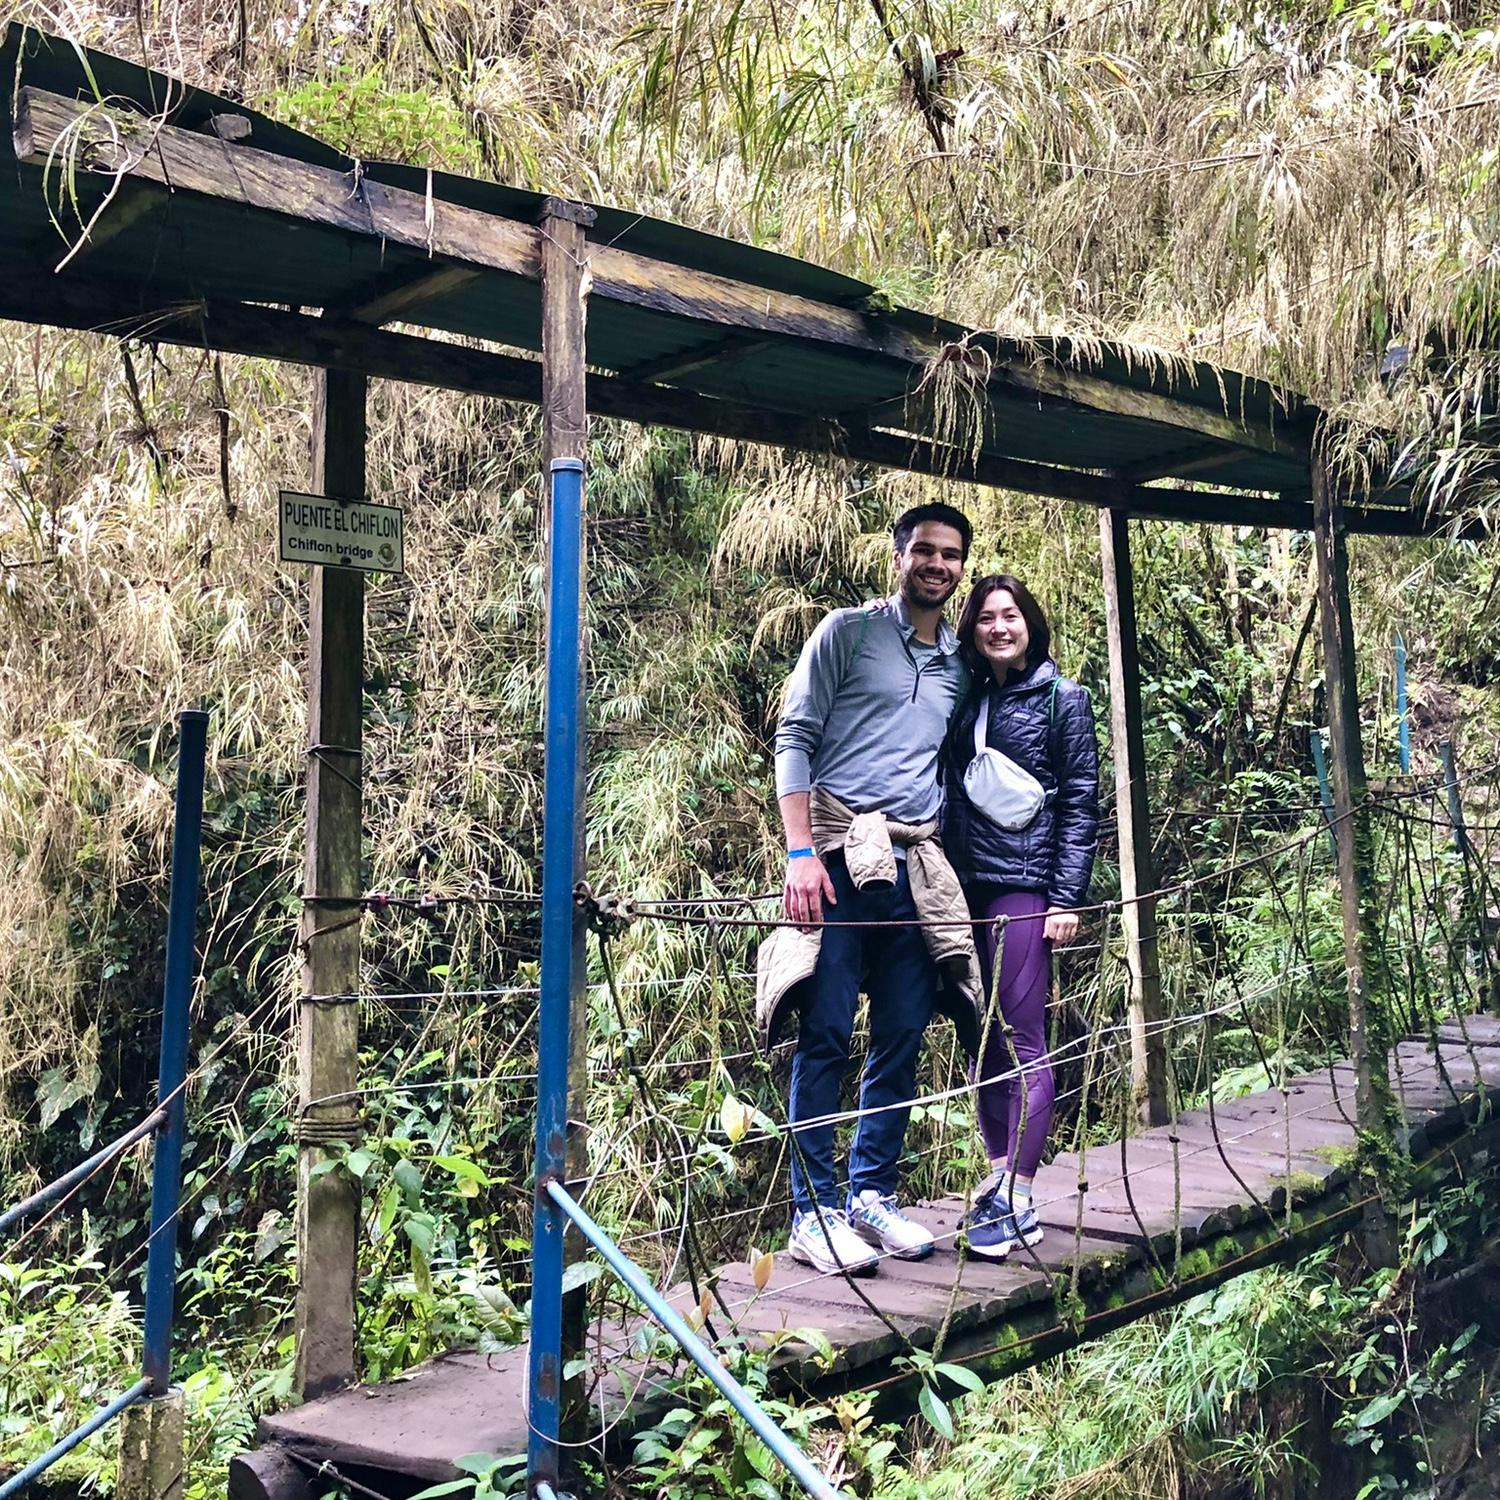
top-left (892, 502), bottom-right (973, 561)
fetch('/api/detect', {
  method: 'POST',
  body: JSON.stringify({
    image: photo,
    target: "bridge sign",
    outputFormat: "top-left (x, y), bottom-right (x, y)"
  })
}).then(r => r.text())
top-left (279, 490), bottom-right (404, 574)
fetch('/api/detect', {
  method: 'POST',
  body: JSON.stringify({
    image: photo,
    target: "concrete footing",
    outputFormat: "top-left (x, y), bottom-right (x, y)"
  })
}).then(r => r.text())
top-left (116, 1388), bottom-right (184, 1500)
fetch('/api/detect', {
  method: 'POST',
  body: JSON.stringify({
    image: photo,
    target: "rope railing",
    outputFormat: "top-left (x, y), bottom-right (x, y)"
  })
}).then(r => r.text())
top-left (304, 751), bottom-right (1500, 932)
top-left (282, 756), bottom-right (1488, 1386)
top-left (298, 752), bottom-right (1500, 930)
top-left (270, 753), bottom-right (1491, 1318)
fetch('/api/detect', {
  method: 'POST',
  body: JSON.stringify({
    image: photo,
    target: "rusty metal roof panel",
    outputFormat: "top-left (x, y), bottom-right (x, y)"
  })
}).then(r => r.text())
top-left (0, 22), bottom-right (1366, 515)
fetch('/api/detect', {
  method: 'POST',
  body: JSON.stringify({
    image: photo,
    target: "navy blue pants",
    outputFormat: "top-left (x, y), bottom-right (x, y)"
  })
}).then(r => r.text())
top-left (789, 856), bottom-right (939, 1212)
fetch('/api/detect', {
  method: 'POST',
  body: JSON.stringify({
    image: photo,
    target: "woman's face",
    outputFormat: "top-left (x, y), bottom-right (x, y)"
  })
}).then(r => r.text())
top-left (974, 588), bottom-right (1029, 672)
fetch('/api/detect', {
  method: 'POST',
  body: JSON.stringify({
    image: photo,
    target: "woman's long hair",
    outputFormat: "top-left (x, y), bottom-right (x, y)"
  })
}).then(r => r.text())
top-left (956, 574), bottom-right (1053, 685)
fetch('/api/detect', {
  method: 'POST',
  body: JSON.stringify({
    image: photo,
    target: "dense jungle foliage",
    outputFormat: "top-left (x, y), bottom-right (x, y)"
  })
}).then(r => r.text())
top-left (3, 0), bottom-right (1500, 1496)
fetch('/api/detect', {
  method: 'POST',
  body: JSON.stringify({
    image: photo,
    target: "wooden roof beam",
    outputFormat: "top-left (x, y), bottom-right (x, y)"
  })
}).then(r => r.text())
top-left (14, 88), bottom-right (1333, 475)
top-left (13, 87), bottom-right (934, 365)
top-left (0, 277), bottom-right (1456, 537)
top-left (989, 356), bottom-right (1310, 465)
top-left (61, 181), bottom-right (170, 262)
top-left (344, 264), bottom-right (484, 325)
top-left (623, 336), bottom-right (776, 386)
top-left (1117, 443), bottom-right (1256, 483)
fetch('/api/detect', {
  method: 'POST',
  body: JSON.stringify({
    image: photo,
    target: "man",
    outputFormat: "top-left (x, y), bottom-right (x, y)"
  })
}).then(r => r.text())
top-left (767, 502), bottom-right (976, 1276)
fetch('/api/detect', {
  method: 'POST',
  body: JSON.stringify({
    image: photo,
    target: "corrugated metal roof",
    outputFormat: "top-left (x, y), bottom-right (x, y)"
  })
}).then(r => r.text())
top-left (0, 23), bottom-right (1414, 525)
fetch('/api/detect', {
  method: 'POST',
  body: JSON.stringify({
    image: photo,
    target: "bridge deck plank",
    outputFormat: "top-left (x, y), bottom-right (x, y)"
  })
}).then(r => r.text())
top-left (246, 1022), bottom-right (1496, 1495)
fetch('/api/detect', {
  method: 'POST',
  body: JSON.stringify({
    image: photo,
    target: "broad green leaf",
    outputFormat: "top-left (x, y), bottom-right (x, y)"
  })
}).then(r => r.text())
top-left (393, 1158), bottom-right (423, 1204)
top-left (918, 1382), bottom-right (954, 1441)
top-left (433, 1154), bottom-right (492, 1184)
top-left (377, 1182), bottom-right (400, 1237)
top-left (345, 1148), bottom-right (375, 1179)
top-left (720, 1093), bottom-right (751, 1144)
top-left (934, 1360), bottom-right (985, 1395)
top-left (407, 1482), bottom-right (472, 1500)
top-left (253, 1210), bottom-right (288, 1263)
top-left (743, 1434), bottom-right (776, 1479)
top-left (453, 1454), bottom-right (499, 1476)
top-left (403, 1214), bottom-right (436, 1259)
top-left (1354, 1389), bottom-right (1405, 1428)
top-left (560, 1260), bottom-right (603, 1294)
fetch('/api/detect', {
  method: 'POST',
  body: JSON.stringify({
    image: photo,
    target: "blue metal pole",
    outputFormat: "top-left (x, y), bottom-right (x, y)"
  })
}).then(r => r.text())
top-left (1440, 740), bottom-right (1470, 862)
top-left (141, 708), bottom-right (209, 1395)
top-left (0, 1379), bottom-right (151, 1500)
top-left (547, 1182), bottom-right (841, 1500)
top-left (1310, 727), bottom-right (1337, 861)
top-left (528, 458), bottom-right (585, 1495)
top-left (0, 1108), bottom-right (166, 1238)
top-left (1394, 632), bottom-right (1411, 774)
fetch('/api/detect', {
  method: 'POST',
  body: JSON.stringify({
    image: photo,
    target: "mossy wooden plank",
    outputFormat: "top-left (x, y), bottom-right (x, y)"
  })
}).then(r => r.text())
top-left (711, 1258), bottom-right (972, 1333)
top-left (1437, 1017), bottom-right (1500, 1050)
top-left (258, 1350), bottom-right (529, 1481)
top-left (1085, 1139), bottom-right (1286, 1224)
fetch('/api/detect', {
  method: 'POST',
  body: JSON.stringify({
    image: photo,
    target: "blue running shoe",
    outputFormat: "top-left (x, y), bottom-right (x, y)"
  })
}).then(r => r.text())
top-left (998, 1201), bottom-right (1045, 1251)
top-left (961, 1185), bottom-right (1014, 1261)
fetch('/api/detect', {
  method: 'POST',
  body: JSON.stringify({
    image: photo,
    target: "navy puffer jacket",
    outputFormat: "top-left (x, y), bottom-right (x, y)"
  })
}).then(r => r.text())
top-left (941, 657), bottom-right (1101, 908)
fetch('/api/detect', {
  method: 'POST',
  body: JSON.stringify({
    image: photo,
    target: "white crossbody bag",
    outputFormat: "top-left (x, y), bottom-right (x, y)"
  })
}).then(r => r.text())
top-left (963, 692), bottom-right (1048, 831)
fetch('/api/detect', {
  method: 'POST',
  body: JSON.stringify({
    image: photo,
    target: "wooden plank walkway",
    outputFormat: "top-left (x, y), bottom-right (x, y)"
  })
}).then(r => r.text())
top-left (237, 1018), bottom-right (1500, 1496)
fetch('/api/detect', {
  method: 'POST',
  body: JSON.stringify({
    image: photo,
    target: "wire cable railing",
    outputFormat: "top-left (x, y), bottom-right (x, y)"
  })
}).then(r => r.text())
top-left (7, 722), bottom-right (1497, 1500)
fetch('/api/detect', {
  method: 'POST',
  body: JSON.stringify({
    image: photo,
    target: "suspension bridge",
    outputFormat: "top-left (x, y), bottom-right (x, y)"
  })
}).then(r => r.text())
top-left (1, 22), bottom-right (1497, 1500)
top-left (241, 1026), bottom-right (1500, 1493)
top-left (234, 766), bottom-right (1500, 1497)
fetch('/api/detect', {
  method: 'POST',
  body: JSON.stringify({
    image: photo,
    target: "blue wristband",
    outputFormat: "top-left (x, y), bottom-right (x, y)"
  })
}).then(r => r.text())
top-left (786, 847), bottom-right (815, 860)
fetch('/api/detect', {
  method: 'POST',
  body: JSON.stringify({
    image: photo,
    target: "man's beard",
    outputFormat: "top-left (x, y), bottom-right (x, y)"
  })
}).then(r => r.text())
top-left (902, 574), bottom-right (957, 609)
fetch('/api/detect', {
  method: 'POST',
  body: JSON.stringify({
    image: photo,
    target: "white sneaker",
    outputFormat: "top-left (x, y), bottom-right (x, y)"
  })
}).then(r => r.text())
top-left (847, 1190), bottom-right (936, 1261)
top-left (787, 1208), bottom-right (880, 1277)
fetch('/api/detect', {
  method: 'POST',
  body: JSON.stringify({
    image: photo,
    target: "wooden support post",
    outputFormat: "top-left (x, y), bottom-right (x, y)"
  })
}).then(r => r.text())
top-left (1099, 508), bottom-right (1171, 1127)
top-left (540, 195), bottom-right (594, 1452)
top-left (295, 369), bottom-right (367, 1396)
top-left (1311, 450), bottom-right (1398, 1268)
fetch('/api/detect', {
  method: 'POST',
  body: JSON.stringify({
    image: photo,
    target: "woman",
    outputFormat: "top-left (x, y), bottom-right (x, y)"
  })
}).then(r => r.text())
top-left (942, 575), bottom-right (1100, 1259)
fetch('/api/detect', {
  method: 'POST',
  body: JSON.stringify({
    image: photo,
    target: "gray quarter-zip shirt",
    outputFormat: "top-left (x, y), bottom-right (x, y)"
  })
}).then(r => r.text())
top-left (775, 594), bottom-right (969, 825)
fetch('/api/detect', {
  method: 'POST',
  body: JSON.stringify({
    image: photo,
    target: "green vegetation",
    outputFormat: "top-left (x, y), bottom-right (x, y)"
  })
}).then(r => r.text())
top-left (2, 0), bottom-right (1499, 1496)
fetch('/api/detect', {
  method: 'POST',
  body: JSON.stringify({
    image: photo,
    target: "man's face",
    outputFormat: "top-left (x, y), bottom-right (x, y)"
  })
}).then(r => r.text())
top-left (894, 521), bottom-right (966, 611)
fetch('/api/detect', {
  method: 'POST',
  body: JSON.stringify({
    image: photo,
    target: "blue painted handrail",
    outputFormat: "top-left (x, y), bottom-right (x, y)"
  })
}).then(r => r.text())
top-left (0, 709), bottom-right (207, 1498)
top-left (1310, 728), bottom-right (1339, 860)
top-left (522, 460), bottom-right (835, 1500)
top-left (528, 458), bottom-right (587, 1495)
top-left (547, 1181), bottom-right (842, 1500)
top-left (0, 1381), bottom-right (152, 1500)
top-left (1439, 740), bottom-right (1470, 861)
top-left (0, 1109), bottom-right (166, 1238)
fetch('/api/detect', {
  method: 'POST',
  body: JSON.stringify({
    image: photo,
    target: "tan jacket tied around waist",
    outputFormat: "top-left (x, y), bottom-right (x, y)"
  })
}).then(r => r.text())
top-left (755, 787), bottom-right (983, 1055)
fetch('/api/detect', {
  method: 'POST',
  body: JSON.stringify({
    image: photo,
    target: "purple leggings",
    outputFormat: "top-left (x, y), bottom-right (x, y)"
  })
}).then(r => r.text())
top-left (972, 890), bottom-right (1054, 1176)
